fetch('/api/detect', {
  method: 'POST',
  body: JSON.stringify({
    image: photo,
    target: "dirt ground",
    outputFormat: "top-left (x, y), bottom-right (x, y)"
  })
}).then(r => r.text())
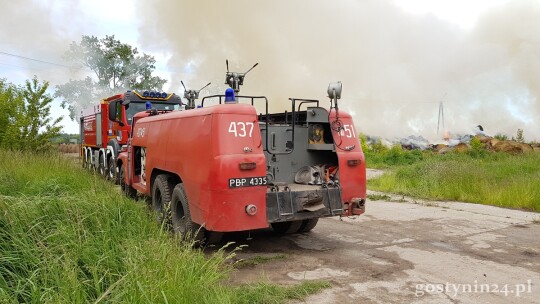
top-left (216, 169), bottom-right (540, 303)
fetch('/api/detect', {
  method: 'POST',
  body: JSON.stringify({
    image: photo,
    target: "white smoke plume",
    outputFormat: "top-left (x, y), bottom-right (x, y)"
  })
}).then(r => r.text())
top-left (0, 0), bottom-right (88, 86)
top-left (136, 0), bottom-right (540, 141)
top-left (2, 0), bottom-right (539, 140)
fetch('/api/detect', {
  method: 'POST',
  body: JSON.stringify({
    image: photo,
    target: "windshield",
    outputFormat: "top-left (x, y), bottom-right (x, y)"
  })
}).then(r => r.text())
top-left (125, 102), bottom-right (181, 123)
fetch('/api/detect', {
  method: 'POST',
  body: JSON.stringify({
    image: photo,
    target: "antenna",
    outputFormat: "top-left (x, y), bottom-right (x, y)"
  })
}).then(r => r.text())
top-left (182, 81), bottom-right (211, 110)
top-left (244, 63), bottom-right (258, 75)
top-left (224, 60), bottom-right (259, 93)
top-left (198, 82), bottom-right (211, 92)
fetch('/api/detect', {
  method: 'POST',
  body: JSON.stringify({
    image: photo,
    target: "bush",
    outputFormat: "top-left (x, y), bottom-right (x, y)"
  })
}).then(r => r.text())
top-left (360, 136), bottom-right (425, 168)
top-left (467, 136), bottom-right (487, 158)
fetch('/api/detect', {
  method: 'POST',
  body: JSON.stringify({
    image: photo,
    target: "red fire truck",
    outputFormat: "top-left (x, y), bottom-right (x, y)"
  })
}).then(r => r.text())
top-left (80, 90), bottom-right (182, 182)
top-left (110, 64), bottom-right (366, 243)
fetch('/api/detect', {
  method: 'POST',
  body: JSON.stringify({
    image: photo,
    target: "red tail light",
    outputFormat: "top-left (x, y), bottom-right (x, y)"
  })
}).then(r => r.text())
top-left (347, 159), bottom-right (360, 166)
top-left (239, 162), bottom-right (257, 170)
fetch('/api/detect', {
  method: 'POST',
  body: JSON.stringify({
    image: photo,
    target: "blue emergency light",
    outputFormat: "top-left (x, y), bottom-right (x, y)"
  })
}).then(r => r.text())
top-left (225, 88), bottom-right (236, 103)
top-left (146, 101), bottom-right (152, 110)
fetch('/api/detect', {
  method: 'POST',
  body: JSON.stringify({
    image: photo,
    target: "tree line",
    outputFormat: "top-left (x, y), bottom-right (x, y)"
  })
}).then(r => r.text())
top-left (1, 35), bottom-right (165, 152)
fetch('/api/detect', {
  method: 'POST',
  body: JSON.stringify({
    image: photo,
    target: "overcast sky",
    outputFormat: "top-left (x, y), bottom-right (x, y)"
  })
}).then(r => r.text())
top-left (1, 0), bottom-right (539, 141)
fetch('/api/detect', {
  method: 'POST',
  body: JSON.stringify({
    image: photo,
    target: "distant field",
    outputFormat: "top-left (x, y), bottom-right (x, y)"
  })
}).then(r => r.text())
top-left (368, 151), bottom-right (540, 212)
top-left (0, 150), bottom-right (328, 303)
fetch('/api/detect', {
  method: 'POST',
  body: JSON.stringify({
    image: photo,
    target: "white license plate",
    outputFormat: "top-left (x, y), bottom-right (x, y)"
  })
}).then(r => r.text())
top-left (229, 176), bottom-right (268, 188)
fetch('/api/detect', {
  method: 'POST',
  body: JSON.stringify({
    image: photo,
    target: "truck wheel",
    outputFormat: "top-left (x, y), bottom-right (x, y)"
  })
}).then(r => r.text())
top-left (205, 231), bottom-right (224, 244)
top-left (298, 218), bottom-right (319, 233)
top-left (84, 152), bottom-right (92, 170)
top-left (98, 154), bottom-right (106, 176)
top-left (271, 220), bottom-right (303, 234)
top-left (87, 153), bottom-right (94, 171)
top-left (119, 163), bottom-right (137, 198)
top-left (107, 157), bottom-right (118, 184)
top-left (82, 151), bottom-right (87, 169)
top-left (152, 175), bottom-right (172, 226)
top-left (170, 184), bottom-right (204, 243)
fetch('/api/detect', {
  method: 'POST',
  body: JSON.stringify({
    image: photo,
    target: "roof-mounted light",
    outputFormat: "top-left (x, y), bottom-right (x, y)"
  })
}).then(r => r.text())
top-left (225, 88), bottom-right (236, 103)
top-left (327, 82), bottom-right (342, 100)
top-left (134, 90), bottom-right (173, 100)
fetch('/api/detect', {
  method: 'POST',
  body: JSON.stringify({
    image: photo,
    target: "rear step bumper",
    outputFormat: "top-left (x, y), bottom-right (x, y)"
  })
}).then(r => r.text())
top-left (266, 184), bottom-right (344, 223)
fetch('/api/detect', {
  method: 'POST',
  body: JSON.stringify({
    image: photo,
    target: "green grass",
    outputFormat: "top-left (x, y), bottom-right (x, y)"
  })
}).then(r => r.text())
top-left (232, 281), bottom-right (331, 304)
top-left (368, 152), bottom-right (540, 211)
top-left (0, 150), bottom-right (329, 303)
top-left (364, 146), bottom-right (424, 169)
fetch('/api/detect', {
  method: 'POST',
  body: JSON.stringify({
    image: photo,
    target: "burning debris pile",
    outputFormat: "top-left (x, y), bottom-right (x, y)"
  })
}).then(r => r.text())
top-left (365, 125), bottom-right (539, 154)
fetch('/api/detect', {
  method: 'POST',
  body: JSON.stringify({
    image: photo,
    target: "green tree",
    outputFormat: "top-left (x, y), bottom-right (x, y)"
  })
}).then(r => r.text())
top-left (0, 78), bottom-right (25, 147)
top-left (515, 128), bottom-right (524, 143)
top-left (55, 35), bottom-right (167, 119)
top-left (0, 77), bottom-right (62, 151)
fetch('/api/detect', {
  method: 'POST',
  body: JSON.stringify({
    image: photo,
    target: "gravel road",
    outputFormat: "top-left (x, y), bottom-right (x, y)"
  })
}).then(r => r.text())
top-left (221, 169), bottom-right (540, 303)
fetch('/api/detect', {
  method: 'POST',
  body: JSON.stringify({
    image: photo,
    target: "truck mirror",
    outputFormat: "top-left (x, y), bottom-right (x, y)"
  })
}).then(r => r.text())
top-left (108, 101), bottom-right (124, 126)
top-left (109, 101), bottom-right (118, 121)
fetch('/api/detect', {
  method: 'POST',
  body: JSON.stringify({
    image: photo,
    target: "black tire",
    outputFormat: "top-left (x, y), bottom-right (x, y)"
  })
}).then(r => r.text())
top-left (119, 163), bottom-right (137, 198)
top-left (107, 156), bottom-right (118, 183)
top-left (170, 184), bottom-right (204, 243)
top-left (271, 220), bottom-right (303, 234)
top-left (205, 231), bottom-right (224, 245)
top-left (98, 154), bottom-right (106, 176)
top-left (298, 218), bottom-right (319, 233)
top-left (82, 151), bottom-right (87, 169)
top-left (84, 151), bottom-right (93, 171)
top-left (89, 153), bottom-right (96, 173)
top-left (152, 175), bottom-right (173, 226)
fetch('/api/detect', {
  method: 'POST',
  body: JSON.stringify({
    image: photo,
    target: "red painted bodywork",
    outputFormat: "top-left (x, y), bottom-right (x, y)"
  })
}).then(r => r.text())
top-left (80, 94), bottom-right (130, 150)
top-left (118, 104), bottom-right (366, 232)
top-left (328, 109), bottom-right (367, 216)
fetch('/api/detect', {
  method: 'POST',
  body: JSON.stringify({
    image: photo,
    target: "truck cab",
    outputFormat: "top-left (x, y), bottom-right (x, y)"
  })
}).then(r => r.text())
top-left (80, 90), bottom-right (182, 182)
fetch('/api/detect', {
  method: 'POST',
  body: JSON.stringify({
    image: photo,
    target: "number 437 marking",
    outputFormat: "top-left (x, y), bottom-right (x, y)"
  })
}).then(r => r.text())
top-left (228, 122), bottom-right (254, 137)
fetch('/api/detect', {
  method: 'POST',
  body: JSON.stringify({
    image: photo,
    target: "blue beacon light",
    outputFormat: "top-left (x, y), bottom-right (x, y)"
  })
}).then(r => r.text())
top-left (145, 101), bottom-right (152, 110)
top-left (225, 88), bottom-right (236, 103)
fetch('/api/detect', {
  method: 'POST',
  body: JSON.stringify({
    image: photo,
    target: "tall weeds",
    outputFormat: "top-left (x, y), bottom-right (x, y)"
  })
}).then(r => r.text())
top-left (369, 152), bottom-right (540, 211)
top-left (0, 151), bottom-right (237, 303)
top-left (0, 150), bottom-right (329, 303)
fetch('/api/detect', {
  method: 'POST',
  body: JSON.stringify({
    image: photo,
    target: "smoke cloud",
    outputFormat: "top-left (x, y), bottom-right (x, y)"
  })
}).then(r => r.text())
top-left (0, 0), bottom-right (139, 129)
top-left (2, 0), bottom-right (539, 140)
top-left (0, 0), bottom-right (88, 86)
top-left (137, 0), bottom-right (540, 141)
